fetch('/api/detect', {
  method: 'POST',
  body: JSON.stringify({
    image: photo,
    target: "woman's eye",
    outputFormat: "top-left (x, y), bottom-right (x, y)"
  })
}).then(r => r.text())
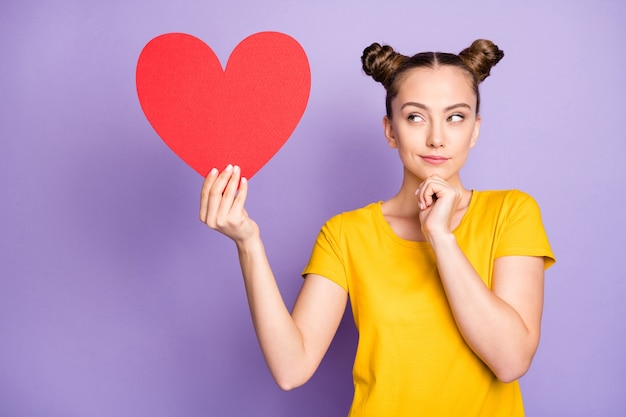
top-left (408, 114), bottom-right (424, 123)
top-left (448, 114), bottom-right (464, 122)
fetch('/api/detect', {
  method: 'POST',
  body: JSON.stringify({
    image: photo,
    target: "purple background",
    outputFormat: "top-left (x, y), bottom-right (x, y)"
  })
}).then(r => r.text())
top-left (1, 1), bottom-right (624, 416)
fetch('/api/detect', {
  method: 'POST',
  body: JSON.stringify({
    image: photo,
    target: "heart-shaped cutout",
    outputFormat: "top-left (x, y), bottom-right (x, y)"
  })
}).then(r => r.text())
top-left (136, 32), bottom-right (311, 179)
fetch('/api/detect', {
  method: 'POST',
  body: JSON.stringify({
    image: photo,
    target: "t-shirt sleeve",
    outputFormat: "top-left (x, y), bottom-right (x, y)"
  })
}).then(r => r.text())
top-left (495, 190), bottom-right (556, 270)
top-left (302, 214), bottom-right (349, 292)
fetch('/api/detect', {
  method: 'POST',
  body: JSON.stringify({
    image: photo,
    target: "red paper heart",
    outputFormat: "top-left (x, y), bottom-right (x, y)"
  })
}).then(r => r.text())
top-left (136, 32), bottom-right (311, 179)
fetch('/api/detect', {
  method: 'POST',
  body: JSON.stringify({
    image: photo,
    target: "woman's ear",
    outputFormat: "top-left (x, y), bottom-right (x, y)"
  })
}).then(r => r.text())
top-left (383, 116), bottom-right (398, 149)
top-left (470, 114), bottom-right (481, 148)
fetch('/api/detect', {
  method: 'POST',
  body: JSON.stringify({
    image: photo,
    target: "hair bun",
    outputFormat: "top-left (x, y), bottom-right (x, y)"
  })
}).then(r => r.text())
top-left (458, 39), bottom-right (504, 82)
top-left (361, 43), bottom-right (407, 89)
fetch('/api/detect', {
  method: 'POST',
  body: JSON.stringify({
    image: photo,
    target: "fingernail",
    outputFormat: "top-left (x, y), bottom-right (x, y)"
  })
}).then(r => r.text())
top-left (209, 168), bottom-right (217, 176)
top-left (233, 165), bottom-right (240, 173)
top-left (225, 164), bottom-right (233, 172)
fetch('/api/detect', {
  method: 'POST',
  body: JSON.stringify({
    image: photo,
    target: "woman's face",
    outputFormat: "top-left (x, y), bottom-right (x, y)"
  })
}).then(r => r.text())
top-left (383, 65), bottom-right (481, 186)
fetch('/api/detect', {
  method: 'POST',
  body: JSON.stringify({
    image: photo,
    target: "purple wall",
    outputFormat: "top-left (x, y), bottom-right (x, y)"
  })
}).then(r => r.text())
top-left (1, 1), bottom-right (624, 416)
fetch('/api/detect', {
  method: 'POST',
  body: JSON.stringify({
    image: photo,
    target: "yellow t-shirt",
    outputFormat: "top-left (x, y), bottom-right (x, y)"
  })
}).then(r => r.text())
top-left (302, 190), bottom-right (555, 417)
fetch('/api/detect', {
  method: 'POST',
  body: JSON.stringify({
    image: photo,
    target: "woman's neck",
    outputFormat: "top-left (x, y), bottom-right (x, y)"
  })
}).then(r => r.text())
top-left (383, 173), bottom-right (472, 218)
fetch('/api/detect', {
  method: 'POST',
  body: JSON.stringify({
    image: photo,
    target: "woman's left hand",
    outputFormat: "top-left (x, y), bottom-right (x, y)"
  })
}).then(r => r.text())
top-left (415, 175), bottom-right (464, 239)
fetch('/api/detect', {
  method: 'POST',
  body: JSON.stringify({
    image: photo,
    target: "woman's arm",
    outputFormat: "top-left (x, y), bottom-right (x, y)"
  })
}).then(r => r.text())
top-left (416, 176), bottom-right (545, 382)
top-left (200, 165), bottom-right (347, 390)
top-left (430, 234), bottom-right (544, 382)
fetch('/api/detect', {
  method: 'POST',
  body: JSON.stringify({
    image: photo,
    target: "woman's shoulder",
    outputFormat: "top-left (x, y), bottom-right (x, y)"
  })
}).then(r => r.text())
top-left (474, 189), bottom-right (537, 206)
top-left (325, 201), bottom-right (381, 218)
top-left (322, 201), bottom-right (383, 230)
top-left (472, 189), bottom-right (544, 221)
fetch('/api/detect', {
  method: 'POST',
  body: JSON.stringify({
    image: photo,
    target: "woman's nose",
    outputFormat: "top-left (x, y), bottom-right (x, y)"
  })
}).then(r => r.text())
top-left (426, 124), bottom-right (445, 147)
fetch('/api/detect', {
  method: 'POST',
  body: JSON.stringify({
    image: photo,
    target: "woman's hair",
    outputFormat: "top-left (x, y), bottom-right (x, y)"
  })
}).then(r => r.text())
top-left (361, 39), bottom-right (504, 117)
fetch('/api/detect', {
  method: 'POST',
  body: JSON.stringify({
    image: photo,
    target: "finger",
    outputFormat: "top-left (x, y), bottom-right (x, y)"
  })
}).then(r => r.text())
top-left (216, 164), bottom-right (241, 219)
top-left (425, 184), bottom-right (438, 207)
top-left (205, 164), bottom-right (234, 226)
top-left (418, 177), bottom-right (446, 209)
top-left (415, 186), bottom-right (426, 210)
top-left (415, 183), bottom-right (426, 210)
top-left (199, 168), bottom-right (218, 222)
top-left (416, 179), bottom-right (435, 210)
top-left (231, 176), bottom-right (249, 215)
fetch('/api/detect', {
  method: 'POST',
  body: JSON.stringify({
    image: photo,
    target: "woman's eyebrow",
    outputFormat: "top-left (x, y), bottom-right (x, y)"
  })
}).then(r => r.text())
top-left (444, 103), bottom-right (472, 112)
top-left (401, 102), bottom-right (472, 112)
top-left (401, 101), bottom-right (430, 111)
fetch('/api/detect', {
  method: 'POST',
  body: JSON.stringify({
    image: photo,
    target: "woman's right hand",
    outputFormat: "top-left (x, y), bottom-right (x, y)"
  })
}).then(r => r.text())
top-left (199, 164), bottom-right (259, 245)
top-left (200, 165), bottom-right (348, 391)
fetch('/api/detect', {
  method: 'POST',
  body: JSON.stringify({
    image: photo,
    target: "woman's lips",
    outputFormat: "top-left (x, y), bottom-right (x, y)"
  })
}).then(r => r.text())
top-left (421, 155), bottom-right (449, 165)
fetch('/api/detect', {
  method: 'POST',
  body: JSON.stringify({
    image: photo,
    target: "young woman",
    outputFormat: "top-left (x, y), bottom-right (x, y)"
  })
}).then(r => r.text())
top-left (199, 39), bottom-right (555, 416)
